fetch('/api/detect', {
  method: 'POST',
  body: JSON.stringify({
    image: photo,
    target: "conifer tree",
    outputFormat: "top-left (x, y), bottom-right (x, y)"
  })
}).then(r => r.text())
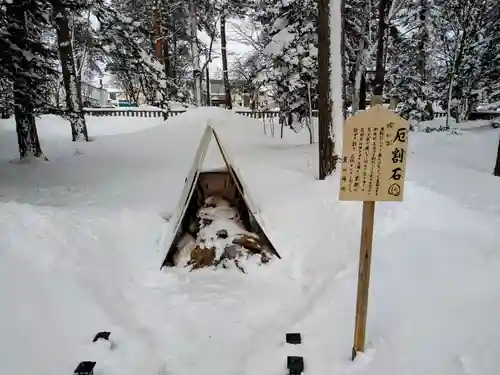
top-left (0, 0), bottom-right (58, 159)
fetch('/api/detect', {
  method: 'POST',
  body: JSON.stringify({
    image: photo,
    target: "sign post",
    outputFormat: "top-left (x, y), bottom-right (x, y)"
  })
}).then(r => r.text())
top-left (338, 104), bottom-right (409, 360)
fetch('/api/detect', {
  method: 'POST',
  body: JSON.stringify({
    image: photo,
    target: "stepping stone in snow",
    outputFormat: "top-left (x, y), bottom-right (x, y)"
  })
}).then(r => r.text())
top-left (74, 361), bottom-right (96, 375)
top-left (286, 332), bottom-right (302, 345)
top-left (287, 356), bottom-right (304, 375)
top-left (92, 331), bottom-right (110, 342)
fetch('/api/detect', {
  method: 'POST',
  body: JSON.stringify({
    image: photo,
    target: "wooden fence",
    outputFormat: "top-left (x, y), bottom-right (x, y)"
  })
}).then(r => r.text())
top-left (83, 107), bottom-right (497, 121)
top-left (82, 108), bottom-right (307, 119)
top-left (83, 108), bottom-right (185, 119)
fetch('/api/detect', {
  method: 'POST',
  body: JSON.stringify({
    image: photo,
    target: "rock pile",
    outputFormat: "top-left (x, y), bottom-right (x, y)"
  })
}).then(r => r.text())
top-left (173, 195), bottom-right (272, 273)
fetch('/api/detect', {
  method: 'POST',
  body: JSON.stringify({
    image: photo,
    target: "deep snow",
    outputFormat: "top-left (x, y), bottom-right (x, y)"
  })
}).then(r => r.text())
top-left (1, 108), bottom-right (499, 375)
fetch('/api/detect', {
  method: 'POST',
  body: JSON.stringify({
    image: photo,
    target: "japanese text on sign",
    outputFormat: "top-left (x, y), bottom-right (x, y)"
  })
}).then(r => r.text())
top-left (339, 105), bottom-right (409, 202)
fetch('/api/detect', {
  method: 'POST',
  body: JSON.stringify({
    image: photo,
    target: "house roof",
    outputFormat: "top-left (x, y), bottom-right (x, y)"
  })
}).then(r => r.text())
top-left (106, 87), bottom-right (123, 93)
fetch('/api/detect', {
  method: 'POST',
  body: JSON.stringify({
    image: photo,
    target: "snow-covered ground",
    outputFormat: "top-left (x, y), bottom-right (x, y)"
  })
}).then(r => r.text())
top-left (1, 108), bottom-right (499, 375)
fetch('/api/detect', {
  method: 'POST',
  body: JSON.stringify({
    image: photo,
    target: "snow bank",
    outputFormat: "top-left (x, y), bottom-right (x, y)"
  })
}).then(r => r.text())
top-left (1, 108), bottom-right (500, 375)
top-left (288, 182), bottom-right (500, 375)
top-left (0, 114), bottom-right (162, 141)
top-left (0, 202), bottom-right (167, 374)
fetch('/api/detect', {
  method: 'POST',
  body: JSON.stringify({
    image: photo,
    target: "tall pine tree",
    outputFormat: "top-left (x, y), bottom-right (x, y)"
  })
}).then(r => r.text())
top-left (51, 0), bottom-right (89, 141)
top-left (1, 0), bottom-right (58, 159)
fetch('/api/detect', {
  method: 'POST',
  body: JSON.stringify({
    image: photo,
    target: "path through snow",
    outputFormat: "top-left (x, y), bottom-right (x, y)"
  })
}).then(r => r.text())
top-left (1, 109), bottom-right (500, 375)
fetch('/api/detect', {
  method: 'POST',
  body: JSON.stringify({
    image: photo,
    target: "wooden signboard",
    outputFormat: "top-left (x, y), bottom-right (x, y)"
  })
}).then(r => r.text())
top-left (339, 104), bottom-right (409, 360)
top-left (339, 105), bottom-right (409, 202)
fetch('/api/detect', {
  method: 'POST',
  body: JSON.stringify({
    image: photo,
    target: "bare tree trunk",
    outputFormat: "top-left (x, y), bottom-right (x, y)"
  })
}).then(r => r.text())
top-left (307, 81), bottom-right (314, 144)
top-left (341, 0), bottom-right (348, 120)
top-left (162, 15), bottom-right (173, 100)
top-left (331, 0), bottom-right (343, 158)
top-left (220, 12), bottom-right (232, 109)
top-left (14, 105), bottom-right (44, 159)
top-left (359, 74), bottom-right (367, 110)
top-left (206, 64), bottom-right (211, 105)
top-left (351, 37), bottom-right (365, 115)
top-left (53, 3), bottom-right (88, 141)
top-left (8, 1), bottom-right (44, 159)
top-left (317, 0), bottom-right (335, 179)
top-left (14, 99), bottom-right (44, 159)
top-left (172, 14), bottom-right (179, 98)
top-left (373, 0), bottom-right (388, 99)
top-left (494, 136), bottom-right (500, 177)
top-left (74, 11), bottom-right (92, 81)
top-left (445, 72), bottom-right (454, 128)
top-left (444, 4), bottom-right (479, 127)
top-left (188, 0), bottom-right (202, 106)
top-left (124, 71), bottom-right (140, 105)
top-left (352, 0), bottom-right (370, 115)
top-left (417, 0), bottom-right (426, 85)
top-left (56, 80), bottom-right (63, 108)
top-left (417, 0), bottom-right (432, 120)
top-left (280, 115), bottom-right (285, 139)
top-left (200, 30), bottom-right (215, 106)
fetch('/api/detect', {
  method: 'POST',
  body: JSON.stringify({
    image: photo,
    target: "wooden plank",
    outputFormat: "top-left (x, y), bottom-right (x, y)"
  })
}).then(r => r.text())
top-left (352, 200), bottom-right (375, 359)
top-left (339, 105), bottom-right (409, 202)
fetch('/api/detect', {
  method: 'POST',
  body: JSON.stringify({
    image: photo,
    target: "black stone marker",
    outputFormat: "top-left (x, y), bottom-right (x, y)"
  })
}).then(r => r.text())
top-left (74, 361), bottom-right (96, 375)
top-left (287, 356), bottom-right (304, 375)
top-left (93, 331), bottom-right (111, 342)
top-left (286, 332), bottom-right (302, 345)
